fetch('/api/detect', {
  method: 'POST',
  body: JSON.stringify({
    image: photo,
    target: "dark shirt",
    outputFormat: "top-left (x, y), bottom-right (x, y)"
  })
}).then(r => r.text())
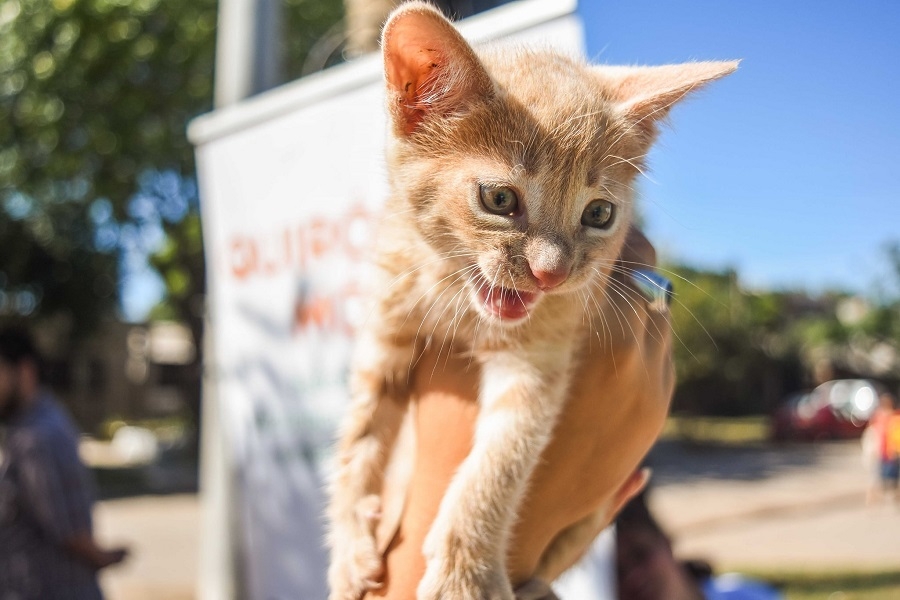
top-left (0, 392), bottom-right (102, 600)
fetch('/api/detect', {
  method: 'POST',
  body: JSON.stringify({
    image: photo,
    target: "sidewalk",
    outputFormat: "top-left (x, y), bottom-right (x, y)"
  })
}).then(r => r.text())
top-left (96, 494), bottom-right (198, 600)
top-left (91, 440), bottom-right (900, 598)
top-left (647, 440), bottom-right (900, 571)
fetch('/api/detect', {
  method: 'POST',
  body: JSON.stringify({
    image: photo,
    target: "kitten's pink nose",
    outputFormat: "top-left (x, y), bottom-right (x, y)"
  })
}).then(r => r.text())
top-left (530, 266), bottom-right (569, 290)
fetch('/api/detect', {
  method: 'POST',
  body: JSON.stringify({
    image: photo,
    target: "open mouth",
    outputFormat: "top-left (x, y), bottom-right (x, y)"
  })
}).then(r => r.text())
top-left (475, 284), bottom-right (540, 321)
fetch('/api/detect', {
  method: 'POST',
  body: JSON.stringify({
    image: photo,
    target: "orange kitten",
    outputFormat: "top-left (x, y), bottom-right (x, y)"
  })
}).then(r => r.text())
top-left (327, 4), bottom-right (736, 599)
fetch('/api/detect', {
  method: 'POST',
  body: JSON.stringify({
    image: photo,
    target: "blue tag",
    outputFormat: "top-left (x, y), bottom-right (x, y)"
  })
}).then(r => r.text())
top-left (630, 269), bottom-right (673, 312)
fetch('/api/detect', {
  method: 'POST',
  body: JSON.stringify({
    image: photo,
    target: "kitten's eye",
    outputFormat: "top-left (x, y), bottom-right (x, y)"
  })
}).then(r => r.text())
top-left (581, 199), bottom-right (615, 229)
top-left (479, 184), bottom-right (519, 216)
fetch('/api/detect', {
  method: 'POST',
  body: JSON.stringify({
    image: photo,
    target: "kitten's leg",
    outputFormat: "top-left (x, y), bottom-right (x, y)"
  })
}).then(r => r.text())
top-left (534, 468), bottom-right (650, 581)
top-left (328, 332), bottom-right (414, 600)
top-left (417, 348), bottom-right (573, 600)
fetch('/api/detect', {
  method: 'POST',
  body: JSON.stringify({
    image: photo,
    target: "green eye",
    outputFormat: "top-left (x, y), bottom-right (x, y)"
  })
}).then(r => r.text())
top-left (479, 184), bottom-right (519, 215)
top-left (581, 199), bottom-right (615, 229)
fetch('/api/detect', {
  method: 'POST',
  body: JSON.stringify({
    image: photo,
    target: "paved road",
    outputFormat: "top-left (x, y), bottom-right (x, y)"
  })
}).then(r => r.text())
top-left (92, 440), bottom-right (900, 599)
top-left (96, 494), bottom-right (198, 600)
top-left (647, 440), bottom-right (900, 571)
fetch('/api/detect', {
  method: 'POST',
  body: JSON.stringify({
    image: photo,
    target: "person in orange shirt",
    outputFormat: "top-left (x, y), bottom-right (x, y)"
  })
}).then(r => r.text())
top-left (865, 391), bottom-right (900, 506)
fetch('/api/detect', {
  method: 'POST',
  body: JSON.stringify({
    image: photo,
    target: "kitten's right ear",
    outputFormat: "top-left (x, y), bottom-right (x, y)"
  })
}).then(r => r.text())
top-left (599, 61), bottom-right (739, 146)
top-left (381, 2), bottom-right (493, 137)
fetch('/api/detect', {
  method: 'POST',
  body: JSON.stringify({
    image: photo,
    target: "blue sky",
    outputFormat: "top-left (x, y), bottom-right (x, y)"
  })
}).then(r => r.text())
top-left (578, 0), bottom-right (900, 295)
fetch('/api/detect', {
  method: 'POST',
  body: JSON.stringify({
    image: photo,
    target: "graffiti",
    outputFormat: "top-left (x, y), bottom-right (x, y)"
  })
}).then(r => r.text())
top-left (226, 203), bottom-right (375, 281)
top-left (293, 280), bottom-right (364, 336)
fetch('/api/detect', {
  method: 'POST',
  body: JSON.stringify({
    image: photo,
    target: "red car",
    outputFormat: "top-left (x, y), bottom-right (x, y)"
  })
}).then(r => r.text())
top-left (771, 379), bottom-right (883, 441)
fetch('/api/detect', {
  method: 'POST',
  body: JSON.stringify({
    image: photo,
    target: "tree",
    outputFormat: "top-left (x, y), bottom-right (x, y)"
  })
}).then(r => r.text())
top-left (0, 205), bottom-right (117, 336)
top-left (663, 264), bottom-right (805, 415)
top-left (1, 0), bottom-right (219, 332)
top-left (790, 242), bottom-right (900, 387)
top-left (1, 0), bottom-right (346, 329)
top-left (2, 0), bottom-right (345, 445)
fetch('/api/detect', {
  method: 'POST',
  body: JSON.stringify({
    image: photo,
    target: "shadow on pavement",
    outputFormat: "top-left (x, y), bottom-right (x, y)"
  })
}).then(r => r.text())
top-left (646, 439), bottom-right (845, 486)
top-left (92, 455), bottom-right (198, 500)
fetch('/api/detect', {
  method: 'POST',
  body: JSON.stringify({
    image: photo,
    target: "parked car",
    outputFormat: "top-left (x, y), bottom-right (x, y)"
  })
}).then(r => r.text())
top-left (771, 379), bottom-right (883, 441)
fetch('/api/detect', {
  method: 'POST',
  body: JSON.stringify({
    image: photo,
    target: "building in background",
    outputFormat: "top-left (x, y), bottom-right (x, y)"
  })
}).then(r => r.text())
top-left (29, 320), bottom-right (196, 436)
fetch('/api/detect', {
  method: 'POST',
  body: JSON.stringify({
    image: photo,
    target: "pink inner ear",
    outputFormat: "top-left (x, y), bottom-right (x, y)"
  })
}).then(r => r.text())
top-left (386, 29), bottom-right (442, 95)
top-left (382, 5), bottom-right (492, 136)
top-left (384, 14), bottom-right (451, 135)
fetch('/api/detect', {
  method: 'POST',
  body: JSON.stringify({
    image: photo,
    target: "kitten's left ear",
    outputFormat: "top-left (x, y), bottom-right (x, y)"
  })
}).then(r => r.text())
top-left (599, 60), bottom-right (739, 143)
top-left (381, 2), bottom-right (493, 137)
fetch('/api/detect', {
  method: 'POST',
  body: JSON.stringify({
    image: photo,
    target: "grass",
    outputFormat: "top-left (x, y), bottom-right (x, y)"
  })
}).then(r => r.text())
top-left (744, 570), bottom-right (900, 600)
top-left (662, 415), bottom-right (772, 444)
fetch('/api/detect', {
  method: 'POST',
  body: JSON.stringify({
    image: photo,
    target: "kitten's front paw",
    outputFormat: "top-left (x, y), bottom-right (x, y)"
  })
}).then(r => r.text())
top-left (328, 494), bottom-right (384, 600)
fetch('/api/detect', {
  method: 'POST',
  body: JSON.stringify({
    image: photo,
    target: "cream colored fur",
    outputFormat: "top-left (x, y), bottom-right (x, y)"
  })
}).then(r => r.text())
top-left (327, 3), bottom-right (737, 599)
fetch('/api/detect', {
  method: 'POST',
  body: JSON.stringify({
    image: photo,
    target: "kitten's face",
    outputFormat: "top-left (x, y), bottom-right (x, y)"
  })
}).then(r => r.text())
top-left (381, 2), bottom-right (737, 326)
top-left (393, 52), bottom-right (638, 324)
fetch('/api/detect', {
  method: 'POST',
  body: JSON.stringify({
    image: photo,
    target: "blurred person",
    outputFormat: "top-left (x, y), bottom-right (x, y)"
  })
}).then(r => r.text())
top-left (0, 327), bottom-right (128, 600)
top-left (863, 391), bottom-right (900, 506)
top-left (616, 488), bottom-right (782, 600)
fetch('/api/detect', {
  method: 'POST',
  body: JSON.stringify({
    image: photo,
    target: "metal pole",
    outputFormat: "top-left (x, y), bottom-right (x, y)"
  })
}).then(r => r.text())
top-left (215, 0), bottom-right (284, 107)
top-left (197, 310), bottom-right (237, 600)
top-left (200, 2), bottom-right (284, 598)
